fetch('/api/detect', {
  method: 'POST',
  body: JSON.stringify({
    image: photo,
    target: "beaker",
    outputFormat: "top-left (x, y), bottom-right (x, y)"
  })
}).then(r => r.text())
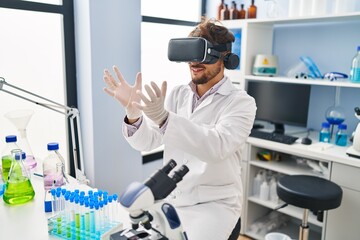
top-left (325, 87), bottom-right (345, 139)
top-left (3, 149), bottom-right (35, 205)
top-left (4, 109), bottom-right (37, 171)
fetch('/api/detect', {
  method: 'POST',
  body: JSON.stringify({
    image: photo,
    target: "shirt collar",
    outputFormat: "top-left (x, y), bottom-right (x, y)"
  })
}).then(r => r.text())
top-left (189, 76), bottom-right (228, 100)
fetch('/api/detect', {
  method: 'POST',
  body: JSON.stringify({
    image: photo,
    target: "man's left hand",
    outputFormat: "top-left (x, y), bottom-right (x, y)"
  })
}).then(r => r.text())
top-left (133, 81), bottom-right (169, 126)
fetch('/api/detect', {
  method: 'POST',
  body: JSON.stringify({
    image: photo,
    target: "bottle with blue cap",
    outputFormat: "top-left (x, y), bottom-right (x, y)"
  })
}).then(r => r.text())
top-left (1, 135), bottom-right (21, 182)
top-left (3, 150), bottom-right (35, 205)
top-left (350, 45), bottom-right (360, 83)
top-left (335, 123), bottom-right (348, 146)
top-left (43, 142), bottom-right (68, 190)
top-left (319, 122), bottom-right (331, 143)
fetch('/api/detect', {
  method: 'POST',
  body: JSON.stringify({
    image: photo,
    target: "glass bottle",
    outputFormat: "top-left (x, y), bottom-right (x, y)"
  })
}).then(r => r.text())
top-left (43, 142), bottom-right (67, 190)
top-left (335, 124), bottom-right (348, 146)
top-left (1, 135), bottom-right (20, 182)
top-left (350, 46), bottom-right (360, 83)
top-left (230, 1), bottom-right (239, 20)
top-left (221, 3), bottom-right (230, 20)
top-left (3, 150), bottom-right (35, 205)
top-left (238, 4), bottom-right (246, 19)
top-left (217, 0), bottom-right (225, 20)
top-left (247, 0), bottom-right (257, 19)
top-left (319, 122), bottom-right (331, 143)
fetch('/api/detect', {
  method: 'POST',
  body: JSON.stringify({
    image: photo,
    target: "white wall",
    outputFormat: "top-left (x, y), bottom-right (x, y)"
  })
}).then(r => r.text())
top-left (74, 0), bottom-right (142, 195)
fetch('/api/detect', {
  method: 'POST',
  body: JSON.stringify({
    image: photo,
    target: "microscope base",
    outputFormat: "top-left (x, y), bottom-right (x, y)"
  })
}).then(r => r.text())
top-left (346, 146), bottom-right (360, 159)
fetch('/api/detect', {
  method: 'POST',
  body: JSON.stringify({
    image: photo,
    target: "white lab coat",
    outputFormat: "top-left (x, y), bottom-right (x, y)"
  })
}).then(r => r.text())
top-left (123, 77), bottom-right (256, 240)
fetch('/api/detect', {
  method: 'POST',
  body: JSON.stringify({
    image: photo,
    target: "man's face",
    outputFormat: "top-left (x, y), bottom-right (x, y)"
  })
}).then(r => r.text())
top-left (189, 60), bottom-right (222, 85)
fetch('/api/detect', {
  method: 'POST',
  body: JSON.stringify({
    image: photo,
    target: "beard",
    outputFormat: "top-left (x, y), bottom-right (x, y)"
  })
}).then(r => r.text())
top-left (191, 62), bottom-right (222, 85)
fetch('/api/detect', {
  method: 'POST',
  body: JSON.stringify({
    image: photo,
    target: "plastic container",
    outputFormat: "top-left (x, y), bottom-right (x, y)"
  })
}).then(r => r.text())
top-left (1, 135), bottom-right (21, 182)
top-left (350, 46), bottom-right (360, 83)
top-left (43, 142), bottom-right (67, 190)
top-left (269, 177), bottom-right (278, 203)
top-left (335, 124), bottom-right (348, 146)
top-left (253, 172), bottom-right (262, 197)
top-left (265, 232), bottom-right (291, 240)
top-left (3, 150), bottom-right (35, 205)
top-left (319, 122), bottom-right (331, 143)
top-left (259, 181), bottom-right (269, 201)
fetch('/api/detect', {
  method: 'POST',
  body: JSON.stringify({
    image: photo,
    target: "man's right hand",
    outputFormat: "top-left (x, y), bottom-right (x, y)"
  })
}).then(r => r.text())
top-left (103, 66), bottom-right (142, 121)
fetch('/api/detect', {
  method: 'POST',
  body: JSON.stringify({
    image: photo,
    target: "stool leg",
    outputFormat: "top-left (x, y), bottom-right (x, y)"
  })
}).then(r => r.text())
top-left (299, 209), bottom-right (309, 240)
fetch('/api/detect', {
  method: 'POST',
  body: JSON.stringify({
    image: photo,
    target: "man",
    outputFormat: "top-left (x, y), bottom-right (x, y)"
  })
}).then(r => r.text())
top-left (103, 18), bottom-right (256, 240)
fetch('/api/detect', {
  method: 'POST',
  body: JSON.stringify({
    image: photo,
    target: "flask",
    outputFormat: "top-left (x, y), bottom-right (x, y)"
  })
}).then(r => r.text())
top-left (335, 124), bottom-right (348, 146)
top-left (1, 135), bottom-right (20, 182)
top-left (259, 181), bottom-right (269, 201)
top-left (350, 46), bottom-right (360, 83)
top-left (217, 0), bottom-right (225, 20)
top-left (229, 1), bottom-right (239, 20)
top-left (43, 142), bottom-right (67, 190)
top-left (319, 122), bottom-right (331, 143)
top-left (3, 150), bottom-right (35, 205)
top-left (221, 4), bottom-right (230, 20)
top-left (247, 0), bottom-right (257, 19)
top-left (238, 4), bottom-right (246, 19)
top-left (253, 172), bottom-right (262, 197)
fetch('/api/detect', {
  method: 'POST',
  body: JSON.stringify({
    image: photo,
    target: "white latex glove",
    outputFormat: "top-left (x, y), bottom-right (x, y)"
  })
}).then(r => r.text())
top-left (103, 66), bottom-right (142, 120)
top-left (133, 81), bottom-right (168, 126)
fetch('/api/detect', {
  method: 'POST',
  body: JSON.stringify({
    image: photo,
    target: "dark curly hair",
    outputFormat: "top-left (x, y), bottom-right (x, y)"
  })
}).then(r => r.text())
top-left (188, 17), bottom-right (235, 45)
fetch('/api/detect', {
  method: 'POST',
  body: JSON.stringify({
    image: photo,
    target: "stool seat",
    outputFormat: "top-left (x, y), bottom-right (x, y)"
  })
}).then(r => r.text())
top-left (277, 175), bottom-right (343, 211)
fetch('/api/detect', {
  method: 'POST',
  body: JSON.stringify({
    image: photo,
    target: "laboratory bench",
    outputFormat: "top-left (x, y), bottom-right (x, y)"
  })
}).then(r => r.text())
top-left (242, 128), bottom-right (360, 240)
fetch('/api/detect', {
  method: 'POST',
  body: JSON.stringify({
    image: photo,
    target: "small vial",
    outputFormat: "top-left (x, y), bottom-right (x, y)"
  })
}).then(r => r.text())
top-left (335, 124), bottom-right (348, 146)
top-left (319, 122), bottom-right (331, 143)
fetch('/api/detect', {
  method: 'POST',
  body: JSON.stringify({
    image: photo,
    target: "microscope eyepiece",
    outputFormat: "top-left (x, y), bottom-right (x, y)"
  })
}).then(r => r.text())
top-left (162, 159), bottom-right (177, 174)
top-left (171, 165), bottom-right (190, 184)
top-left (355, 107), bottom-right (360, 115)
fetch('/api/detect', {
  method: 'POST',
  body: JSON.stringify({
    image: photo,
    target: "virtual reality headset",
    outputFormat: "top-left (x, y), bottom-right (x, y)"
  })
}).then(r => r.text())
top-left (168, 37), bottom-right (239, 70)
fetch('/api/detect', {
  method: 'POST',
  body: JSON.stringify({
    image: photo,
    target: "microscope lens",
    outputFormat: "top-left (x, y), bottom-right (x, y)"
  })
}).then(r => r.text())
top-left (171, 165), bottom-right (189, 183)
top-left (162, 159), bottom-right (177, 174)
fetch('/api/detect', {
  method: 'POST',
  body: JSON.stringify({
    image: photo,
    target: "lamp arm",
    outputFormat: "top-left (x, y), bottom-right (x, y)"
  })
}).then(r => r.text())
top-left (0, 77), bottom-right (89, 184)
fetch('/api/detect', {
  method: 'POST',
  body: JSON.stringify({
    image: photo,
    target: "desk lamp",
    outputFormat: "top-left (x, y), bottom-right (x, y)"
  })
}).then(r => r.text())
top-left (0, 77), bottom-right (88, 184)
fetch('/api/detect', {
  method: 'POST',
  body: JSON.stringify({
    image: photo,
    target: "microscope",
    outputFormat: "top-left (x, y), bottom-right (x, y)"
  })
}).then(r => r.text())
top-left (346, 107), bottom-right (360, 158)
top-left (110, 159), bottom-right (189, 240)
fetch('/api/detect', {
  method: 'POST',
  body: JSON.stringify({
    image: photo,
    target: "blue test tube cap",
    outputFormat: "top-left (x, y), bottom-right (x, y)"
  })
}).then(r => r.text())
top-left (88, 190), bottom-right (93, 196)
top-left (97, 190), bottom-right (103, 196)
top-left (51, 189), bottom-right (56, 196)
top-left (103, 191), bottom-right (108, 197)
top-left (56, 191), bottom-right (61, 198)
top-left (74, 189), bottom-right (80, 194)
top-left (5, 135), bottom-right (17, 143)
top-left (108, 196), bottom-right (113, 203)
top-left (61, 188), bottom-right (67, 195)
top-left (80, 191), bottom-right (85, 196)
top-left (113, 194), bottom-right (118, 201)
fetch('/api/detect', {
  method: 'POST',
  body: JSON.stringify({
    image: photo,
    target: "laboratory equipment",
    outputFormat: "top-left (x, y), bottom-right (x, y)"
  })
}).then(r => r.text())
top-left (238, 4), bottom-right (246, 19)
top-left (4, 109), bottom-right (37, 171)
top-left (319, 122), bottom-right (331, 143)
top-left (247, 0), bottom-right (257, 19)
top-left (252, 54), bottom-right (278, 76)
top-left (168, 37), bottom-right (239, 70)
top-left (0, 77), bottom-right (88, 184)
top-left (47, 188), bottom-right (123, 239)
top-left (346, 107), bottom-right (360, 158)
top-left (335, 124), bottom-right (348, 146)
top-left (116, 159), bottom-right (189, 240)
top-left (3, 150), bottom-right (35, 205)
top-left (229, 1), bottom-right (239, 20)
top-left (1, 135), bottom-right (20, 182)
top-left (286, 56), bottom-right (322, 79)
top-left (325, 86), bottom-right (345, 138)
top-left (349, 45), bottom-right (360, 82)
top-left (43, 142), bottom-right (68, 190)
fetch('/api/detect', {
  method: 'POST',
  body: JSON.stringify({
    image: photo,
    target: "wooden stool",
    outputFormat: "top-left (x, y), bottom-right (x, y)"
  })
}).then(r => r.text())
top-left (277, 175), bottom-right (342, 240)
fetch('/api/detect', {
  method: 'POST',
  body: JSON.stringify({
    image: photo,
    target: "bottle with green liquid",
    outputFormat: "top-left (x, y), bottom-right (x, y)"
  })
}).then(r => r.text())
top-left (3, 150), bottom-right (35, 205)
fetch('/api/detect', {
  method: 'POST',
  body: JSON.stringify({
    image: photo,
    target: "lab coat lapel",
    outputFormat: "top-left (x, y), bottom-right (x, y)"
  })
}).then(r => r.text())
top-left (192, 78), bottom-right (234, 114)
